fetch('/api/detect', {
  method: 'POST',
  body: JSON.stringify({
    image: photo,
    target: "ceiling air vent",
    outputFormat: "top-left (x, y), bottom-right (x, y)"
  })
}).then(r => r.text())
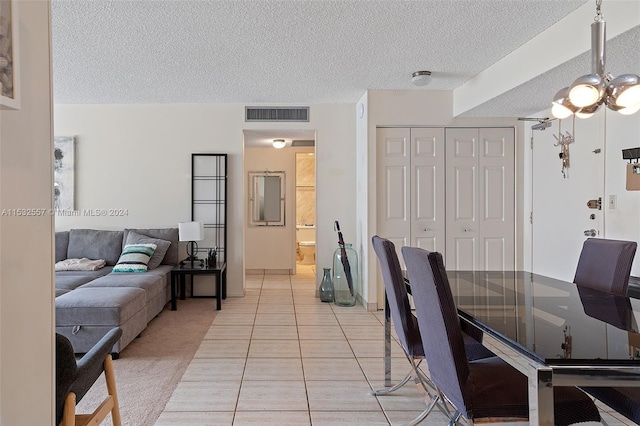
top-left (291, 140), bottom-right (315, 147)
top-left (245, 106), bottom-right (309, 122)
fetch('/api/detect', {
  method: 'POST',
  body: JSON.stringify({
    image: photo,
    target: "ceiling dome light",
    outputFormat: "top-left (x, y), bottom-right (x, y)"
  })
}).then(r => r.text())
top-left (272, 139), bottom-right (286, 149)
top-left (411, 71), bottom-right (432, 86)
top-left (551, 87), bottom-right (580, 119)
top-left (551, 1), bottom-right (640, 118)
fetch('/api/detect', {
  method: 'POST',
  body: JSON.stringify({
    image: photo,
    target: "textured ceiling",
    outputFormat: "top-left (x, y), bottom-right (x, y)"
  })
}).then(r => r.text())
top-left (51, 0), bottom-right (639, 117)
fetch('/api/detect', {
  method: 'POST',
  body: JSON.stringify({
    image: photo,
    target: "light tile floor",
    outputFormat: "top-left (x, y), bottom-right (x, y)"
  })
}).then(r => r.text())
top-left (156, 265), bottom-right (634, 425)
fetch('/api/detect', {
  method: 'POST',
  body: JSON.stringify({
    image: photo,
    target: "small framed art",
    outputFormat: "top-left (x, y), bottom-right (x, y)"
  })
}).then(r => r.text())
top-left (0, 0), bottom-right (19, 110)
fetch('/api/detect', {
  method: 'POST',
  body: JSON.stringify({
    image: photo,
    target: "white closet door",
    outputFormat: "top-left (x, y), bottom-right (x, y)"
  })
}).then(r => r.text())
top-left (445, 128), bottom-right (515, 270)
top-left (410, 128), bottom-right (445, 253)
top-left (445, 128), bottom-right (479, 270)
top-left (477, 128), bottom-right (515, 270)
top-left (376, 127), bottom-right (411, 268)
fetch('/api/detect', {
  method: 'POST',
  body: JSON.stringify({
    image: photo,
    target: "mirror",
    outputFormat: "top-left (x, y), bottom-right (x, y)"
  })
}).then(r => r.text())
top-left (249, 171), bottom-right (285, 226)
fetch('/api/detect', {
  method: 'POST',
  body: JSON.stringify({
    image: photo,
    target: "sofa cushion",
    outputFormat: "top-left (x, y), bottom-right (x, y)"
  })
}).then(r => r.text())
top-left (55, 275), bottom-right (96, 292)
top-left (82, 273), bottom-right (164, 305)
top-left (67, 229), bottom-right (124, 266)
top-left (113, 243), bottom-right (157, 273)
top-left (55, 231), bottom-right (69, 263)
top-left (55, 287), bottom-right (146, 326)
top-left (55, 267), bottom-right (113, 279)
top-left (124, 230), bottom-right (171, 270)
top-left (55, 288), bottom-right (70, 297)
top-left (124, 228), bottom-right (179, 266)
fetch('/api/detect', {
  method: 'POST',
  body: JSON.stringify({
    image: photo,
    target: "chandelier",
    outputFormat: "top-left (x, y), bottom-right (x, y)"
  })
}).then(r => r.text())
top-left (551, 0), bottom-right (640, 119)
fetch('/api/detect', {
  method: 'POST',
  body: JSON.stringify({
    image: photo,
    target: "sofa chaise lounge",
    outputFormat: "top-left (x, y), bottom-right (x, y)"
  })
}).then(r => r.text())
top-left (55, 228), bottom-right (179, 356)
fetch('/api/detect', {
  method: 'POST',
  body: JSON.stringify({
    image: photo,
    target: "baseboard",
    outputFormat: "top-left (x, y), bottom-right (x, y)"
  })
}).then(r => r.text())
top-left (245, 269), bottom-right (294, 275)
top-left (357, 294), bottom-right (378, 312)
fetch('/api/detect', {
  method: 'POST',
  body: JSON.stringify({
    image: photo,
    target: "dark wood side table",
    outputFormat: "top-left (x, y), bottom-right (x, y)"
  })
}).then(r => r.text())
top-left (170, 262), bottom-right (227, 310)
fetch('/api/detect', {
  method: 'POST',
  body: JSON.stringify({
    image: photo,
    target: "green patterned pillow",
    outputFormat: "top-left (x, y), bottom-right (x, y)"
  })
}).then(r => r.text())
top-left (113, 243), bottom-right (157, 273)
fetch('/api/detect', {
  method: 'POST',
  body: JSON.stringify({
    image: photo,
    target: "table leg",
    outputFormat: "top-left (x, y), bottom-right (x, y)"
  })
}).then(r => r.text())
top-left (216, 272), bottom-right (222, 310)
top-left (171, 273), bottom-right (177, 310)
top-left (180, 274), bottom-right (186, 300)
top-left (384, 292), bottom-right (392, 387)
top-left (528, 366), bottom-right (554, 426)
top-left (222, 267), bottom-right (227, 299)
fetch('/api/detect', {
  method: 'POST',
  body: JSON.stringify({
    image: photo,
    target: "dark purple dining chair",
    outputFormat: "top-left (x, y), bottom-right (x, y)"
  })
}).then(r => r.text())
top-left (402, 246), bottom-right (601, 425)
top-left (573, 238), bottom-right (637, 296)
top-left (573, 239), bottom-right (640, 423)
top-left (371, 236), bottom-right (493, 424)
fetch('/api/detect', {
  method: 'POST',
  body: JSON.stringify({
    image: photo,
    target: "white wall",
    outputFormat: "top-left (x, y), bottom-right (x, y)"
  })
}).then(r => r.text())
top-left (53, 103), bottom-right (355, 296)
top-left (0, 1), bottom-right (55, 424)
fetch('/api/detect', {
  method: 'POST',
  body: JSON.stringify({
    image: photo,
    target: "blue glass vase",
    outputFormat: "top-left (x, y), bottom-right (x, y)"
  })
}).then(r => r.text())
top-left (320, 268), bottom-right (334, 303)
top-left (333, 243), bottom-right (359, 306)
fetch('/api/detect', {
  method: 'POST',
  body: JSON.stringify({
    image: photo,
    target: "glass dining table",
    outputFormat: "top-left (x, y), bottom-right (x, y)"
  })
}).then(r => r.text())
top-left (387, 270), bottom-right (640, 425)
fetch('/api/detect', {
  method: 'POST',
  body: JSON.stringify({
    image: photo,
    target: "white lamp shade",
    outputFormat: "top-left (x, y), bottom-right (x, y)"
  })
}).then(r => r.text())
top-left (179, 221), bottom-right (204, 242)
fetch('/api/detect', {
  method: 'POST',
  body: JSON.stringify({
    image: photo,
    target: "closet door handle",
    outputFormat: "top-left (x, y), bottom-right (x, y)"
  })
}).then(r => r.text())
top-left (463, 228), bottom-right (472, 232)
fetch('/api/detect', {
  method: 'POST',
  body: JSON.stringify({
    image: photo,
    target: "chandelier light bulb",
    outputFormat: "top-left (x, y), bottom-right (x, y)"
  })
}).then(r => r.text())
top-left (576, 103), bottom-right (601, 119)
top-left (551, 87), bottom-right (579, 119)
top-left (616, 85), bottom-right (640, 108)
top-left (618, 105), bottom-right (640, 116)
top-left (576, 111), bottom-right (595, 119)
top-left (552, 103), bottom-right (574, 119)
top-left (569, 85), bottom-right (599, 107)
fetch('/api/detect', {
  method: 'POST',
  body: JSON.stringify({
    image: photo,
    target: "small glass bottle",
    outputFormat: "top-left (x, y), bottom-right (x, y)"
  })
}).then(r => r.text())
top-left (320, 268), bottom-right (334, 303)
top-left (333, 243), bottom-right (359, 306)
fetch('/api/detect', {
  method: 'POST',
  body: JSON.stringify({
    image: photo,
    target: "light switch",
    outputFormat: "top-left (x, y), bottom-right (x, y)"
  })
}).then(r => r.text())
top-left (609, 195), bottom-right (617, 209)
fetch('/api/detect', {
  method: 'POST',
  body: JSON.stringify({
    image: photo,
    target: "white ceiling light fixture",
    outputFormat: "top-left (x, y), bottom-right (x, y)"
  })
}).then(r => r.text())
top-left (272, 139), bottom-right (286, 149)
top-left (411, 71), bottom-right (432, 87)
top-left (552, 0), bottom-right (640, 119)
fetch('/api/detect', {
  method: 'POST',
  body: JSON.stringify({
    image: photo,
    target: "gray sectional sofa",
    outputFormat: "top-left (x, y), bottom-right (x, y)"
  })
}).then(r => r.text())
top-left (55, 228), bottom-right (179, 357)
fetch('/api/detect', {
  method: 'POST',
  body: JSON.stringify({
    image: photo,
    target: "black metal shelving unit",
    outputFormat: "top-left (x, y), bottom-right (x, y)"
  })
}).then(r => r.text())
top-left (191, 154), bottom-right (227, 264)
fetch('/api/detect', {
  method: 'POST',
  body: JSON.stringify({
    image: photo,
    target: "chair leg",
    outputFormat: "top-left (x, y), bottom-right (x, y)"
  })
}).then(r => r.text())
top-left (371, 351), bottom-right (425, 396)
top-left (61, 392), bottom-right (76, 426)
top-left (405, 393), bottom-right (440, 426)
top-left (370, 370), bottom-right (413, 395)
top-left (410, 360), bottom-right (454, 421)
top-left (104, 355), bottom-right (122, 426)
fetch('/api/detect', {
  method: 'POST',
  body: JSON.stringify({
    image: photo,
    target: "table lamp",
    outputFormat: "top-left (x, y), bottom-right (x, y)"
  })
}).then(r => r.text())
top-left (179, 221), bottom-right (204, 267)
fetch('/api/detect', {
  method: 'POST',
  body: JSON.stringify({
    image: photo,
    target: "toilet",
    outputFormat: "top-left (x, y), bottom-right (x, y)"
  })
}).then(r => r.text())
top-left (298, 241), bottom-right (316, 264)
top-left (297, 226), bottom-right (316, 265)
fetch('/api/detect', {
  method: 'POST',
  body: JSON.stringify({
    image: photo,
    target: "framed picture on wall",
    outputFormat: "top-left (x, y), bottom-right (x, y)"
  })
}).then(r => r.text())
top-left (54, 136), bottom-right (75, 211)
top-left (0, 0), bottom-right (19, 110)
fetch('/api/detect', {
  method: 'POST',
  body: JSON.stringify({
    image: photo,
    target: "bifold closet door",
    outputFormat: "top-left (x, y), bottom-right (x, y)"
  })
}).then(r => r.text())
top-left (376, 127), bottom-right (445, 267)
top-left (376, 128), bottom-right (411, 268)
top-left (445, 128), bottom-right (515, 271)
top-left (410, 128), bottom-right (445, 253)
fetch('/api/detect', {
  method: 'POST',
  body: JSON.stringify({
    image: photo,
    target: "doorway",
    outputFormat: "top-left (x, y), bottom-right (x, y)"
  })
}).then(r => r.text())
top-left (295, 151), bottom-right (316, 276)
top-left (242, 129), bottom-right (316, 280)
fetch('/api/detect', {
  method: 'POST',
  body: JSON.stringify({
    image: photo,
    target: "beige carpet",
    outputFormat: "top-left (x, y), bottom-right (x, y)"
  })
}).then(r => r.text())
top-left (76, 298), bottom-right (218, 426)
